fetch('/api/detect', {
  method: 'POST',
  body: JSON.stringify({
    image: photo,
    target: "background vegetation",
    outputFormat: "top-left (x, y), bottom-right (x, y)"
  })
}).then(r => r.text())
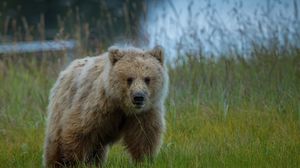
top-left (0, 0), bottom-right (299, 167)
top-left (0, 0), bottom-right (145, 42)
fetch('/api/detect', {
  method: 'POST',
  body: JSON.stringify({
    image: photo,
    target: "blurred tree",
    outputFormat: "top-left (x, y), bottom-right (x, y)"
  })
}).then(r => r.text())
top-left (0, 0), bottom-right (146, 45)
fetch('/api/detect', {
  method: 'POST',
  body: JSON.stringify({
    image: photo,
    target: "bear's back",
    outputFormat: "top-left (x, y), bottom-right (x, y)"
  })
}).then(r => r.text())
top-left (48, 54), bottom-right (107, 117)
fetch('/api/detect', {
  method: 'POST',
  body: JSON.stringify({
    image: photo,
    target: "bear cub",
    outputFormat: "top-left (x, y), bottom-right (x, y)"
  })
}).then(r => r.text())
top-left (43, 46), bottom-right (169, 167)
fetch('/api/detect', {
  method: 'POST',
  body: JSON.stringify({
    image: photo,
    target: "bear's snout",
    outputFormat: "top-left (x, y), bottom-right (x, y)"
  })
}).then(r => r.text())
top-left (132, 92), bottom-right (146, 108)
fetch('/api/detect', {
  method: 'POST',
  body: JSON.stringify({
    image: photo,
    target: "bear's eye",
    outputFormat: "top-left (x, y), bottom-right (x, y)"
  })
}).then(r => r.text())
top-left (144, 77), bottom-right (151, 85)
top-left (127, 77), bottom-right (133, 86)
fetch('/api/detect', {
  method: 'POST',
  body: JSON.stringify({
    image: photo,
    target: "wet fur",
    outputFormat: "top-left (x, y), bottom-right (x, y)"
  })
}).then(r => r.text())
top-left (43, 46), bottom-right (168, 167)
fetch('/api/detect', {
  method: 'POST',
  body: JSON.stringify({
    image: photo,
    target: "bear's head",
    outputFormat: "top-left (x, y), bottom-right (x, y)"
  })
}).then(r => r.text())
top-left (103, 46), bottom-right (168, 114)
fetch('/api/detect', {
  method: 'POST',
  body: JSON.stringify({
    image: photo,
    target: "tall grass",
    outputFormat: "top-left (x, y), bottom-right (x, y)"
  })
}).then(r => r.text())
top-left (0, 51), bottom-right (299, 167)
top-left (0, 0), bottom-right (300, 167)
top-left (169, 53), bottom-right (300, 119)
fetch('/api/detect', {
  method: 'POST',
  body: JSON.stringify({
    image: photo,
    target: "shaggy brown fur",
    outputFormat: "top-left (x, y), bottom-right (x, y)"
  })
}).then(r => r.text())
top-left (43, 46), bottom-right (169, 167)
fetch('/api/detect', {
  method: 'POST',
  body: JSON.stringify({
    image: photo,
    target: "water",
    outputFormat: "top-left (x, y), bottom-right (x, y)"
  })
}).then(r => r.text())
top-left (141, 0), bottom-right (299, 59)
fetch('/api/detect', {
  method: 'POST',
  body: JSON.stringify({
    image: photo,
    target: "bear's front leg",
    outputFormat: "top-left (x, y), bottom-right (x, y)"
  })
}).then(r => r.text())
top-left (60, 126), bottom-right (109, 166)
top-left (123, 109), bottom-right (165, 162)
top-left (92, 144), bottom-right (109, 166)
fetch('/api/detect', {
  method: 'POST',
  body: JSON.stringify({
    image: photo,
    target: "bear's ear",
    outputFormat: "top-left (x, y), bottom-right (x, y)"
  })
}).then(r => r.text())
top-left (148, 45), bottom-right (164, 65)
top-left (108, 47), bottom-right (124, 65)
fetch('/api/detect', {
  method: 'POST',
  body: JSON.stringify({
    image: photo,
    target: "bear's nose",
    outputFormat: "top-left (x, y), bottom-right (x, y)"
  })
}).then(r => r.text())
top-left (132, 92), bottom-right (145, 105)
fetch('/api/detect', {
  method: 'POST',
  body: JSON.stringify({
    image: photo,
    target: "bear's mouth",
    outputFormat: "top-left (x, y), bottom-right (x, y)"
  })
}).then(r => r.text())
top-left (133, 102), bottom-right (145, 109)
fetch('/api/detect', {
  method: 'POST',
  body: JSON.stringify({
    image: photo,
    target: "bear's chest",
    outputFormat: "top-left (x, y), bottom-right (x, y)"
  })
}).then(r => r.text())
top-left (95, 111), bottom-right (126, 144)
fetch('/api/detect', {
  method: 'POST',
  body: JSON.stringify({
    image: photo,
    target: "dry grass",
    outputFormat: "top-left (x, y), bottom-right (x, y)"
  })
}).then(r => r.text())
top-left (0, 0), bottom-right (300, 167)
top-left (0, 51), bottom-right (299, 167)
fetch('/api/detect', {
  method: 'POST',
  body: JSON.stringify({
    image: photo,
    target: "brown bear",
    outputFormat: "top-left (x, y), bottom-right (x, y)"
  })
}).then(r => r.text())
top-left (43, 45), bottom-right (169, 167)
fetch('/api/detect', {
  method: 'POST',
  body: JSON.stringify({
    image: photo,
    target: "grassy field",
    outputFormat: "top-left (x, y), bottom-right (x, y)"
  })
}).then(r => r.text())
top-left (0, 51), bottom-right (299, 167)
